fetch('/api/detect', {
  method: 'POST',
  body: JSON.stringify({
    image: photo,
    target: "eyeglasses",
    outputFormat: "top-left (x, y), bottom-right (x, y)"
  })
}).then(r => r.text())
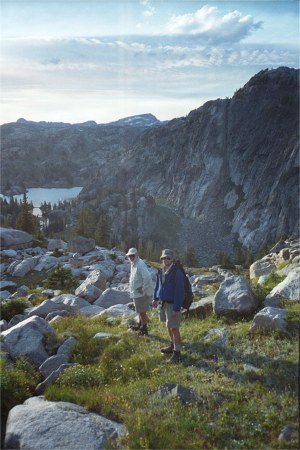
top-left (161, 257), bottom-right (171, 260)
top-left (128, 254), bottom-right (136, 259)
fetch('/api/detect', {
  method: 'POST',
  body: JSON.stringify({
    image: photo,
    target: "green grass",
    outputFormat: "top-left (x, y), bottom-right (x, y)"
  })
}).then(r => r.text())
top-left (251, 271), bottom-right (286, 304)
top-left (1, 354), bottom-right (42, 444)
top-left (40, 305), bottom-right (300, 449)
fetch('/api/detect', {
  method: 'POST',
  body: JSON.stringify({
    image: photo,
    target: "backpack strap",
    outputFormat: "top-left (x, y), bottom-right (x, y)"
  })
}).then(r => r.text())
top-left (169, 263), bottom-right (180, 282)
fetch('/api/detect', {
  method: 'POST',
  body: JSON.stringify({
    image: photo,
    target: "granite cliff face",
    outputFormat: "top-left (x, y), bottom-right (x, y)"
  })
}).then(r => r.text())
top-left (99, 67), bottom-right (299, 255)
top-left (1, 67), bottom-right (299, 262)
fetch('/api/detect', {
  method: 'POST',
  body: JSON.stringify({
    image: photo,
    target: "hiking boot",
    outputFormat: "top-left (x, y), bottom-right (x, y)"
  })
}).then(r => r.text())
top-left (167, 351), bottom-right (181, 364)
top-left (129, 324), bottom-right (141, 332)
top-left (129, 321), bottom-right (141, 332)
top-left (160, 344), bottom-right (174, 354)
top-left (138, 325), bottom-right (148, 336)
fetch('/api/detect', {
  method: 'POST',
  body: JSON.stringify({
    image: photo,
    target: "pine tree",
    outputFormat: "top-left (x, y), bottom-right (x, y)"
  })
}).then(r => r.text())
top-left (95, 215), bottom-right (111, 247)
top-left (184, 247), bottom-right (198, 267)
top-left (16, 192), bottom-right (37, 234)
top-left (72, 207), bottom-right (96, 238)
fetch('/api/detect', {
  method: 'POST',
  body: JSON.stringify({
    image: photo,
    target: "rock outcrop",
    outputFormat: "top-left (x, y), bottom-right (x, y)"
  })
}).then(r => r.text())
top-left (1, 316), bottom-right (56, 366)
top-left (114, 67), bottom-right (299, 259)
top-left (4, 396), bottom-right (126, 450)
top-left (0, 228), bottom-right (32, 250)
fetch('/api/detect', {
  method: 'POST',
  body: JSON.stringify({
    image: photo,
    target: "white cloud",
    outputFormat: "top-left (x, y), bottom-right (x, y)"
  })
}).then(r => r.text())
top-left (140, 0), bottom-right (155, 18)
top-left (0, 24), bottom-right (298, 124)
top-left (1, 35), bottom-right (297, 78)
top-left (166, 5), bottom-right (262, 43)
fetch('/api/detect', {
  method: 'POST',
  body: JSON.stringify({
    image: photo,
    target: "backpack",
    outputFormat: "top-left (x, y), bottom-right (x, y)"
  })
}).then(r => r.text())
top-left (170, 261), bottom-right (194, 310)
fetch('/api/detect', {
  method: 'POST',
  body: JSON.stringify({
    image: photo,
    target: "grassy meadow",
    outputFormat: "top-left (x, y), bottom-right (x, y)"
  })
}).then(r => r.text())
top-left (1, 264), bottom-right (299, 449)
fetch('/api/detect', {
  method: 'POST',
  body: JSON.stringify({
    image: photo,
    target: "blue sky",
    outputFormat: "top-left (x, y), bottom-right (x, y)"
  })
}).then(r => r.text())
top-left (0, 1), bottom-right (299, 124)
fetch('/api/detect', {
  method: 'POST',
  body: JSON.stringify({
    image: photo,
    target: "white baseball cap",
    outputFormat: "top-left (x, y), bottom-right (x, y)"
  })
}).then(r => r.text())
top-left (126, 247), bottom-right (138, 256)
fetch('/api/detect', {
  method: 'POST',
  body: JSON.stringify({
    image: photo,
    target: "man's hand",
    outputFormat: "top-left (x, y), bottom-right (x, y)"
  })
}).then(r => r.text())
top-left (137, 287), bottom-right (143, 294)
top-left (152, 300), bottom-right (158, 308)
top-left (172, 310), bottom-right (180, 317)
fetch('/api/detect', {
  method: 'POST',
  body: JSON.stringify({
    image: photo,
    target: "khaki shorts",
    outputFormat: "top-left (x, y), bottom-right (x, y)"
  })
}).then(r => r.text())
top-left (133, 294), bottom-right (151, 313)
top-left (159, 302), bottom-right (182, 329)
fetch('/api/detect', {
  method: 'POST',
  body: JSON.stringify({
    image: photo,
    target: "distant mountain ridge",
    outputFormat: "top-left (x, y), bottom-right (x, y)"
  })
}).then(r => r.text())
top-left (103, 113), bottom-right (164, 127)
top-left (15, 113), bottom-right (163, 129)
top-left (1, 66), bottom-right (299, 261)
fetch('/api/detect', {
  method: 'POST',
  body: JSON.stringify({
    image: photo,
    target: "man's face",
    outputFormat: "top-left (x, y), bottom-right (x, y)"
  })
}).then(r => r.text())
top-left (161, 256), bottom-right (172, 268)
top-left (128, 254), bottom-right (136, 262)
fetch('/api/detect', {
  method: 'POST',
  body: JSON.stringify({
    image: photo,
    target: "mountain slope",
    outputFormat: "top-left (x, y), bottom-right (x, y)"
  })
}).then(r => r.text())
top-left (1, 67), bottom-right (299, 261)
top-left (96, 67), bottom-right (299, 253)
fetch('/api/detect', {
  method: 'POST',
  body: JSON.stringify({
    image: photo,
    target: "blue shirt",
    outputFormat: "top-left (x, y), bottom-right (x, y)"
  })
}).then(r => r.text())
top-left (154, 264), bottom-right (185, 312)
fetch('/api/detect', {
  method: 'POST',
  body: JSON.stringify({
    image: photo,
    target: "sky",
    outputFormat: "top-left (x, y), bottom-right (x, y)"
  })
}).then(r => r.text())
top-left (0, 0), bottom-right (299, 124)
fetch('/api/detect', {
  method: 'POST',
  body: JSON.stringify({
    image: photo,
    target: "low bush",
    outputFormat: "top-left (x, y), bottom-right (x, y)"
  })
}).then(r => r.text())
top-left (0, 354), bottom-right (41, 439)
top-left (0, 297), bottom-right (31, 321)
top-left (251, 271), bottom-right (286, 303)
top-left (50, 249), bottom-right (65, 257)
top-left (43, 266), bottom-right (78, 291)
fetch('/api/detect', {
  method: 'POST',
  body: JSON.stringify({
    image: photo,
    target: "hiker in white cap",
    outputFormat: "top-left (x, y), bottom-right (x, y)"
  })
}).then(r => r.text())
top-left (126, 247), bottom-right (153, 336)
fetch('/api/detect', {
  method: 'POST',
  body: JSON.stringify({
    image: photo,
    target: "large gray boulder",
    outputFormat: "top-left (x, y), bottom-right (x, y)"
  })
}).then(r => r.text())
top-left (75, 269), bottom-right (106, 301)
top-left (7, 257), bottom-right (37, 277)
top-left (57, 336), bottom-right (78, 357)
top-left (183, 296), bottom-right (214, 318)
top-left (250, 307), bottom-right (288, 332)
top-left (0, 280), bottom-right (17, 290)
top-left (80, 305), bottom-right (105, 316)
top-left (39, 354), bottom-right (70, 378)
top-left (51, 293), bottom-right (90, 310)
top-left (34, 255), bottom-right (59, 271)
top-left (265, 268), bottom-right (300, 303)
top-left (94, 288), bottom-right (130, 309)
top-left (4, 396), bottom-right (126, 450)
top-left (28, 299), bottom-right (78, 319)
top-left (96, 304), bottom-right (135, 318)
top-left (213, 276), bottom-right (259, 317)
top-left (47, 238), bottom-right (68, 251)
top-left (0, 227), bottom-right (32, 250)
top-left (1, 315), bottom-right (55, 366)
top-left (249, 257), bottom-right (276, 279)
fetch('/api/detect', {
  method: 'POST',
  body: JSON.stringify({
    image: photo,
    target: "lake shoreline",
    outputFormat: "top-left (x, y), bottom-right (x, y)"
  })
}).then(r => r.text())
top-left (0, 187), bottom-right (83, 216)
top-left (1, 184), bottom-right (80, 197)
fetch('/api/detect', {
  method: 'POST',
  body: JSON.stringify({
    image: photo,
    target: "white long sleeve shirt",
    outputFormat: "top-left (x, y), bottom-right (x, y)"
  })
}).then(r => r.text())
top-left (129, 257), bottom-right (153, 298)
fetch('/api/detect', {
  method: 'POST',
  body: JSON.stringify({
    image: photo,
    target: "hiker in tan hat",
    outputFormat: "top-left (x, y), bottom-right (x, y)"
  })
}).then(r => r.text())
top-left (127, 247), bottom-right (153, 336)
top-left (152, 249), bottom-right (184, 363)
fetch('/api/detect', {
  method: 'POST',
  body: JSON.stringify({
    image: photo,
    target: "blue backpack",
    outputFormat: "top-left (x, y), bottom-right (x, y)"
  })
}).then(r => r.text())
top-left (170, 262), bottom-right (194, 310)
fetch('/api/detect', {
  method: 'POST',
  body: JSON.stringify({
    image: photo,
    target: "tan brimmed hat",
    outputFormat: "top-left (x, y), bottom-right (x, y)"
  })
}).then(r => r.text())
top-left (160, 249), bottom-right (173, 259)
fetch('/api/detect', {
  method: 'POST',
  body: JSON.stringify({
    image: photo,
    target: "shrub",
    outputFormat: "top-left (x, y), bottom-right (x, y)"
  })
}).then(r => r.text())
top-left (0, 297), bottom-right (31, 321)
top-left (30, 294), bottom-right (49, 306)
top-left (43, 266), bottom-right (78, 291)
top-left (57, 364), bottom-right (104, 388)
top-left (50, 249), bottom-right (64, 257)
top-left (251, 271), bottom-right (286, 303)
top-left (1, 354), bottom-right (41, 435)
top-left (261, 271), bottom-right (285, 291)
